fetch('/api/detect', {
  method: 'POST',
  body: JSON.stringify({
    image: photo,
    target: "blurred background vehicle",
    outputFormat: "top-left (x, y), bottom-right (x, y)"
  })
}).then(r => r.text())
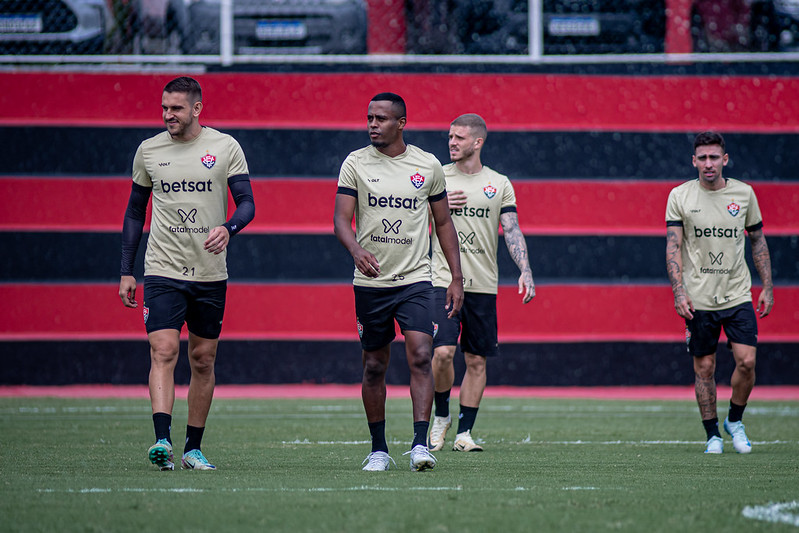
top-left (0, 0), bottom-right (108, 54)
top-left (690, 0), bottom-right (799, 52)
top-left (106, 0), bottom-right (191, 54)
top-left (406, 0), bottom-right (667, 55)
top-left (188, 0), bottom-right (368, 55)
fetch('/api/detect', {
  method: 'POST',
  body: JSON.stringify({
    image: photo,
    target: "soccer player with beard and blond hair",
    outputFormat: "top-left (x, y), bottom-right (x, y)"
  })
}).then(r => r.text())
top-left (428, 113), bottom-right (535, 453)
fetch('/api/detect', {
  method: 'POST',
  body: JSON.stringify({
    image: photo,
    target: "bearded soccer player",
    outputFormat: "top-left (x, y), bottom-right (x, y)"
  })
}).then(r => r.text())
top-left (119, 76), bottom-right (255, 471)
top-left (428, 113), bottom-right (535, 453)
top-left (333, 92), bottom-right (464, 472)
top-left (666, 131), bottom-right (774, 455)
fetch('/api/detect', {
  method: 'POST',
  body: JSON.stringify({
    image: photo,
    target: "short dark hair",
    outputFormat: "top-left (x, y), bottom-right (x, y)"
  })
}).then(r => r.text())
top-left (451, 113), bottom-right (487, 141)
top-left (371, 92), bottom-right (406, 119)
top-left (164, 76), bottom-right (202, 104)
top-left (694, 131), bottom-right (725, 152)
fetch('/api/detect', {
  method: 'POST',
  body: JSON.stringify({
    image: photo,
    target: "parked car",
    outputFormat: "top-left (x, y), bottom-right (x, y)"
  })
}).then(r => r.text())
top-left (106, 0), bottom-right (191, 54)
top-left (187, 0), bottom-right (368, 55)
top-left (0, 0), bottom-right (108, 54)
top-left (406, 0), bottom-right (666, 55)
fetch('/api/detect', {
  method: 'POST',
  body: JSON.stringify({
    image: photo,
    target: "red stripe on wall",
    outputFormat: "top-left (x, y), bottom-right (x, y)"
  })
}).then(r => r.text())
top-left (0, 283), bottom-right (795, 342)
top-left (4, 177), bottom-right (798, 236)
top-left (2, 73), bottom-right (799, 132)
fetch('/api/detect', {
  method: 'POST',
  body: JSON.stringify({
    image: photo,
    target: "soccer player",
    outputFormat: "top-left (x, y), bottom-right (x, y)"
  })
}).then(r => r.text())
top-left (333, 93), bottom-right (464, 471)
top-left (119, 76), bottom-right (255, 471)
top-left (428, 114), bottom-right (535, 452)
top-left (666, 131), bottom-right (774, 454)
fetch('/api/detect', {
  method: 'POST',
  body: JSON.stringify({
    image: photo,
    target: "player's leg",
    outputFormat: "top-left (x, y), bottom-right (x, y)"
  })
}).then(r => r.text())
top-left (722, 303), bottom-right (758, 454)
top-left (396, 282), bottom-right (437, 471)
top-left (429, 345), bottom-right (455, 451)
top-left (142, 276), bottom-right (187, 471)
top-left (404, 329), bottom-right (437, 471)
top-left (453, 293), bottom-right (496, 451)
top-left (453, 351), bottom-right (486, 452)
top-left (147, 328), bottom-right (180, 470)
top-left (354, 285), bottom-right (397, 470)
top-left (430, 287), bottom-right (459, 450)
top-left (687, 309), bottom-right (723, 453)
top-left (180, 280), bottom-right (226, 470)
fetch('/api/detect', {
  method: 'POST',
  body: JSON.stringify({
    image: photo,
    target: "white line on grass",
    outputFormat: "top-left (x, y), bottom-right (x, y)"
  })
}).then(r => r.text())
top-left (38, 486), bottom-right (611, 494)
top-left (742, 501), bottom-right (799, 527)
top-left (282, 438), bottom-right (798, 446)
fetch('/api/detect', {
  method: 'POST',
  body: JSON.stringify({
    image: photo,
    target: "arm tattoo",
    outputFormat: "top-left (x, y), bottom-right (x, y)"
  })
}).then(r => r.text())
top-left (500, 212), bottom-right (532, 274)
top-left (665, 228), bottom-right (683, 291)
top-left (749, 229), bottom-right (774, 290)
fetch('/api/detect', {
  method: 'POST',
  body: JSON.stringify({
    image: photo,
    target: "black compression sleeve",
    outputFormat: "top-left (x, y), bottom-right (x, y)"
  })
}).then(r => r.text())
top-left (222, 174), bottom-right (255, 237)
top-left (120, 182), bottom-right (151, 276)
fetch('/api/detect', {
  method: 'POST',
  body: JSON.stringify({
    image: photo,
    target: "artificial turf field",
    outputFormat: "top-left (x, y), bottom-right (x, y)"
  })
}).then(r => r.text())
top-left (1, 391), bottom-right (798, 532)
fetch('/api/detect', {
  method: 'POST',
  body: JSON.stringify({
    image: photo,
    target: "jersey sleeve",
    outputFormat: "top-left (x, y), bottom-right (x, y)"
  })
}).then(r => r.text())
top-left (337, 153), bottom-right (358, 192)
top-left (500, 178), bottom-right (518, 212)
top-left (745, 186), bottom-right (763, 231)
top-left (227, 138), bottom-right (249, 178)
top-left (665, 188), bottom-right (683, 225)
top-left (132, 144), bottom-right (152, 187)
top-left (428, 158), bottom-right (446, 199)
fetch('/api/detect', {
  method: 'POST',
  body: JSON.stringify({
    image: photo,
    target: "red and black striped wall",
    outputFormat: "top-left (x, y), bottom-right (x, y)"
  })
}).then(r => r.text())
top-left (1, 71), bottom-right (797, 386)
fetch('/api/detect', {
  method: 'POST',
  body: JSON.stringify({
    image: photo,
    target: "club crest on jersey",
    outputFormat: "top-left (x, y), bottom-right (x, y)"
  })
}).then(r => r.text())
top-left (201, 152), bottom-right (216, 169)
top-left (727, 201), bottom-right (740, 217)
top-left (410, 172), bottom-right (425, 189)
top-left (356, 319), bottom-right (364, 339)
top-left (143, 306), bottom-right (149, 324)
top-left (483, 185), bottom-right (497, 199)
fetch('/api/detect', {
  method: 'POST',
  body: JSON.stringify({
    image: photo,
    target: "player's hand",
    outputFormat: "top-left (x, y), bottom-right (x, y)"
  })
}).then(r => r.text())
top-left (757, 287), bottom-right (774, 318)
top-left (518, 271), bottom-right (535, 304)
top-left (353, 247), bottom-right (380, 278)
top-left (204, 226), bottom-right (230, 255)
top-left (119, 275), bottom-right (138, 308)
top-left (673, 289), bottom-right (694, 320)
top-left (447, 189), bottom-right (467, 209)
top-left (445, 279), bottom-right (464, 319)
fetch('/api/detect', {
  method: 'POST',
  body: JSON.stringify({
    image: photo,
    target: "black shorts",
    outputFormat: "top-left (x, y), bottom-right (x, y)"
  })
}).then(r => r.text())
top-left (685, 302), bottom-right (758, 357)
top-left (142, 275), bottom-right (227, 339)
top-left (353, 281), bottom-right (435, 351)
top-left (432, 287), bottom-right (498, 357)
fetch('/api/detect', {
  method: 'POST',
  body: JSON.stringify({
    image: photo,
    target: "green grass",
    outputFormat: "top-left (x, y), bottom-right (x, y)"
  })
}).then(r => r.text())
top-left (1, 396), bottom-right (798, 532)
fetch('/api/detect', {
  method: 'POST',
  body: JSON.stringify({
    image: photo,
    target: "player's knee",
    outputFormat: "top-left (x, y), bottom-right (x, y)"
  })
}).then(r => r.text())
top-left (693, 356), bottom-right (715, 379)
top-left (736, 354), bottom-right (756, 375)
top-left (433, 346), bottom-right (455, 365)
top-left (150, 341), bottom-right (179, 365)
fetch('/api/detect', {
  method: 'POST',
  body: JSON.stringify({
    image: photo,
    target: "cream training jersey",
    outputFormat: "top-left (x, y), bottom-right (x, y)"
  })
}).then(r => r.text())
top-left (133, 127), bottom-right (249, 282)
top-left (337, 144), bottom-right (447, 288)
top-left (432, 164), bottom-right (517, 294)
top-left (666, 178), bottom-right (763, 310)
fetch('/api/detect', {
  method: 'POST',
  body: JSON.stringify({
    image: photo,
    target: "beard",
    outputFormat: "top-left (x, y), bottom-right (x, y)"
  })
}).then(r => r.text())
top-left (370, 139), bottom-right (388, 148)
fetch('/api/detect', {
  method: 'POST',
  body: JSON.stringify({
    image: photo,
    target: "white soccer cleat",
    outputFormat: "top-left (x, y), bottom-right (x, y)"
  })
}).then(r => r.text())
top-left (361, 451), bottom-right (394, 471)
top-left (405, 444), bottom-right (437, 471)
top-left (181, 449), bottom-right (216, 470)
top-left (704, 435), bottom-right (724, 454)
top-left (452, 430), bottom-right (484, 452)
top-left (723, 418), bottom-right (752, 454)
top-left (428, 415), bottom-right (451, 451)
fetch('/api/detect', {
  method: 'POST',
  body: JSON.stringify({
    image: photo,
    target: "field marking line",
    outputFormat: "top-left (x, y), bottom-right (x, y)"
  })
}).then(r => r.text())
top-left (742, 501), bottom-right (799, 527)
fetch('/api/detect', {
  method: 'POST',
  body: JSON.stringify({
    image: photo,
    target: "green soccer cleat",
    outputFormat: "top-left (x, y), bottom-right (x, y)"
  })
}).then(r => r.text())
top-left (147, 438), bottom-right (174, 471)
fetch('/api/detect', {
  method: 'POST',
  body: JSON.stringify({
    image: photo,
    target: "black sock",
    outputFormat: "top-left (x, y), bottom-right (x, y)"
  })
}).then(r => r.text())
top-left (152, 413), bottom-right (172, 444)
top-left (728, 401), bottom-right (746, 423)
top-left (412, 421), bottom-right (429, 448)
top-left (434, 390), bottom-right (451, 418)
top-left (457, 405), bottom-right (479, 434)
top-left (702, 417), bottom-right (721, 440)
top-left (368, 420), bottom-right (388, 453)
top-left (184, 425), bottom-right (205, 454)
